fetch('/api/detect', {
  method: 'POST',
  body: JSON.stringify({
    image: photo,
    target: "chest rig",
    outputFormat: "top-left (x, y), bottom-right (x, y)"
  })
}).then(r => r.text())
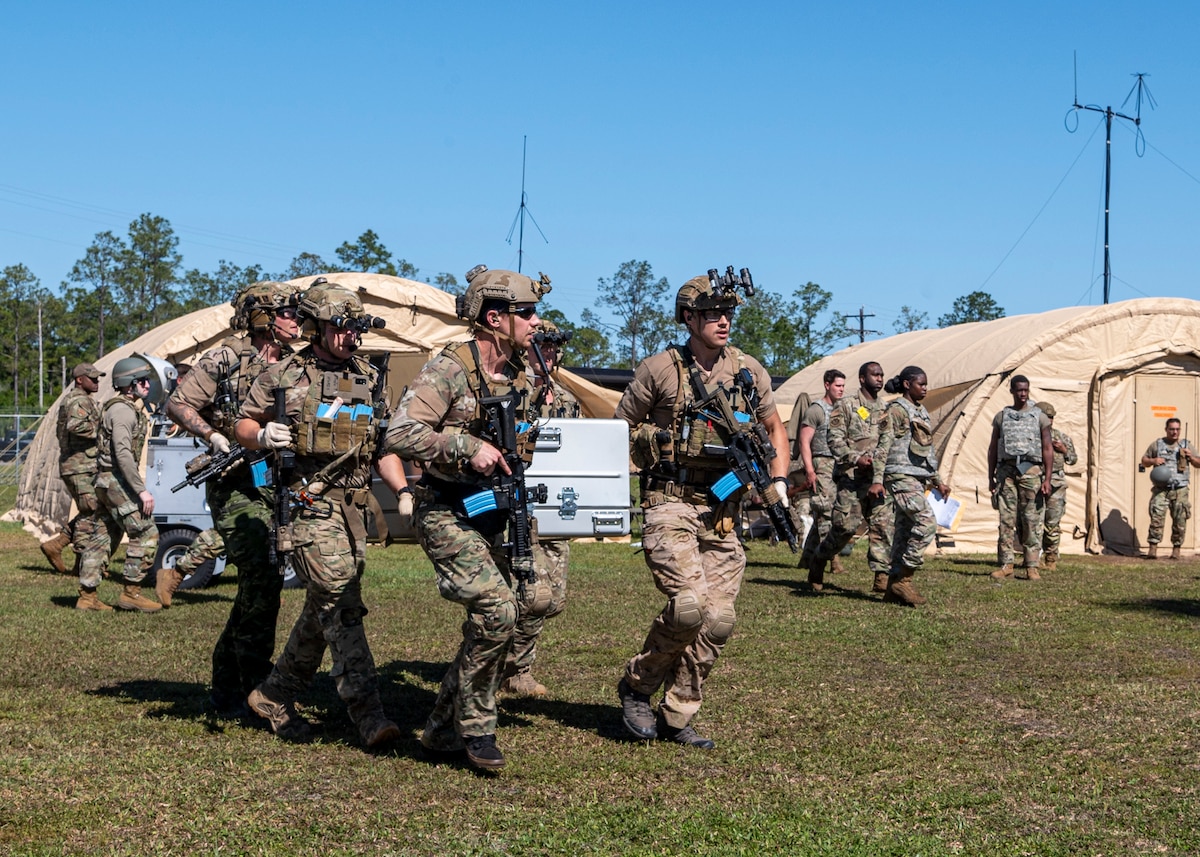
top-left (443, 341), bottom-right (538, 473)
top-left (97, 396), bottom-right (148, 472)
top-left (208, 336), bottom-right (260, 439)
top-left (293, 354), bottom-right (380, 467)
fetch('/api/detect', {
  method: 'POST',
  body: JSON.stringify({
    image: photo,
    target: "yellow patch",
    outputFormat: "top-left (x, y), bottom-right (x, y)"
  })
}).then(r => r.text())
top-left (857, 406), bottom-right (870, 421)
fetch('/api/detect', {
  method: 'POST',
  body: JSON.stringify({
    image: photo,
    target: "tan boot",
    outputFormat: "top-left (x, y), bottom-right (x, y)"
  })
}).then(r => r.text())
top-left (75, 586), bottom-right (113, 612)
top-left (247, 687), bottom-right (313, 741)
top-left (116, 585), bottom-right (162, 613)
top-left (1170, 546), bottom-right (1182, 560)
top-left (1146, 545), bottom-right (1158, 560)
top-left (1043, 556), bottom-right (1058, 572)
top-left (883, 570), bottom-right (926, 607)
top-left (872, 572), bottom-right (889, 593)
top-left (831, 554), bottom-right (846, 574)
top-left (501, 671), bottom-right (547, 697)
top-left (40, 533), bottom-right (71, 574)
top-left (991, 564), bottom-right (1014, 579)
top-left (155, 567), bottom-right (183, 609)
top-left (1025, 567), bottom-right (1042, 581)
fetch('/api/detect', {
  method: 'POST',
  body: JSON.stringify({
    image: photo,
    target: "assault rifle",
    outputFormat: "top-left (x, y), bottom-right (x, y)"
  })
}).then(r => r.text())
top-left (170, 445), bottom-right (247, 492)
top-left (269, 387), bottom-right (295, 570)
top-left (691, 367), bottom-right (799, 553)
top-left (462, 391), bottom-right (548, 584)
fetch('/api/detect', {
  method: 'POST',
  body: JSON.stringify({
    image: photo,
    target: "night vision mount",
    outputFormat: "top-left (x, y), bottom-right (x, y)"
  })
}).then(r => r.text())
top-left (708, 266), bottom-right (755, 300)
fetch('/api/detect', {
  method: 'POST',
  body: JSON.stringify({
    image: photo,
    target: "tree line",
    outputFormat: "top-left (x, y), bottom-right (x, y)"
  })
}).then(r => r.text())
top-left (0, 213), bottom-right (1006, 414)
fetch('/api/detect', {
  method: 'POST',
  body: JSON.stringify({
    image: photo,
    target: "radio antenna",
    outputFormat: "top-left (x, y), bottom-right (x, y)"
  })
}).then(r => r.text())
top-left (1065, 51), bottom-right (1155, 304)
top-left (506, 135), bottom-right (548, 273)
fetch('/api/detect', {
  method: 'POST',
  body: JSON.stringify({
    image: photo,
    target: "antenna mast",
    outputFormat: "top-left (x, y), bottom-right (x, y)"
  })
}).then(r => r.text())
top-left (1065, 52), bottom-right (1155, 304)
top-left (506, 135), bottom-right (548, 273)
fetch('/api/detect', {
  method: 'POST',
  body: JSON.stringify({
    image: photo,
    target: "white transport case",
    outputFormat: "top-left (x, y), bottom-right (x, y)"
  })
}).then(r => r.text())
top-left (526, 418), bottom-right (631, 539)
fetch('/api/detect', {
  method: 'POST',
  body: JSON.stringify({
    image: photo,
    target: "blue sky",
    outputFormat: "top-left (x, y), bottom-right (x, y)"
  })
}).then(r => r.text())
top-left (4, 1), bottom-right (1199, 344)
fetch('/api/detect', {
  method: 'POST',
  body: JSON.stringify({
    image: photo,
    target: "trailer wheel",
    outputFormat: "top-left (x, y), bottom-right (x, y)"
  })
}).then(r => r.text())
top-left (151, 527), bottom-right (218, 590)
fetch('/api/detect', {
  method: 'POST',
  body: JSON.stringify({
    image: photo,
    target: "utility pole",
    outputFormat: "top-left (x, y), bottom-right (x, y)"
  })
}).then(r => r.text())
top-left (1066, 54), bottom-right (1154, 304)
top-left (841, 306), bottom-right (880, 343)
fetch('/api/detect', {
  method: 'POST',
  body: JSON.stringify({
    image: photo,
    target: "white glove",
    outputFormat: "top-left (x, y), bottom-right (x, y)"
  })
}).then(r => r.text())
top-left (397, 489), bottom-right (415, 520)
top-left (257, 421), bottom-right (292, 450)
top-left (772, 477), bottom-right (790, 510)
top-left (208, 433), bottom-right (231, 455)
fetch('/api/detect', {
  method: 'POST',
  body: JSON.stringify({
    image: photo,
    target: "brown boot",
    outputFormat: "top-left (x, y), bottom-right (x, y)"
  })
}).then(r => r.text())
top-left (360, 715), bottom-right (402, 749)
top-left (40, 533), bottom-right (71, 574)
top-left (116, 585), bottom-right (162, 613)
top-left (883, 570), bottom-right (926, 607)
top-left (991, 564), bottom-right (1014, 579)
top-left (1146, 545), bottom-right (1158, 560)
top-left (1025, 567), bottom-right (1042, 581)
top-left (247, 687), bottom-right (313, 741)
top-left (155, 567), bottom-right (183, 609)
top-left (1170, 546), bottom-right (1182, 561)
top-left (831, 554), bottom-right (846, 574)
top-left (75, 586), bottom-right (113, 612)
top-left (1043, 556), bottom-right (1058, 572)
top-left (501, 670), bottom-right (547, 697)
top-left (872, 572), bottom-right (889, 593)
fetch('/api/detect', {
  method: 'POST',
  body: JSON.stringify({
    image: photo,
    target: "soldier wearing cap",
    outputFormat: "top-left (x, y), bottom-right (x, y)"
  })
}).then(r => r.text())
top-left (164, 280), bottom-right (303, 715)
top-left (384, 264), bottom-right (552, 771)
top-left (77, 355), bottom-right (163, 612)
top-left (1039, 402), bottom-right (1076, 571)
top-left (42, 363), bottom-right (107, 579)
top-left (615, 269), bottom-right (789, 750)
top-left (237, 279), bottom-right (401, 749)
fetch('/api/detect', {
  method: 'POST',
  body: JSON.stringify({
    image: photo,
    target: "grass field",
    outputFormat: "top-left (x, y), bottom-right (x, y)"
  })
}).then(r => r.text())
top-left (1, 521), bottom-right (1198, 856)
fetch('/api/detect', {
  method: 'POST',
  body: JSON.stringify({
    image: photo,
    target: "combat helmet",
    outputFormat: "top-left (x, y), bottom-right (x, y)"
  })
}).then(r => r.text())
top-left (111, 354), bottom-right (153, 389)
top-left (456, 265), bottom-right (551, 324)
top-left (231, 280), bottom-right (301, 333)
top-left (296, 277), bottom-right (385, 341)
top-left (674, 266), bottom-right (755, 324)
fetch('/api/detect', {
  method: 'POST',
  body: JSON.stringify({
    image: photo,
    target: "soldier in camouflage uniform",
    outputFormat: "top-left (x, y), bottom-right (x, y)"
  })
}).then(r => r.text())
top-left (987, 375), bottom-right (1053, 580)
top-left (385, 265), bottom-right (552, 771)
top-left (165, 281), bottom-right (302, 714)
top-left (616, 270), bottom-right (790, 750)
top-left (808, 361), bottom-right (894, 593)
top-left (798, 369), bottom-right (844, 590)
top-left (1140, 417), bottom-right (1199, 560)
top-left (78, 355), bottom-right (163, 612)
top-left (238, 280), bottom-right (400, 749)
top-left (1038, 402), bottom-right (1077, 571)
top-left (43, 363), bottom-right (107, 578)
top-left (868, 366), bottom-right (948, 607)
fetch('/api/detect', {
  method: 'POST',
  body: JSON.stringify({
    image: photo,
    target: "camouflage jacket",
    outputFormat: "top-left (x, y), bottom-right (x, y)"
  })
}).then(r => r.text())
top-left (1049, 428), bottom-right (1077, 486)
top-left (56, 386), bottom-right (101, 477)
top-left (98, 395), bottom-right (149, 493)
top-left (827, 387), bottom-right (885, 480)
top-left (171, 334), bottom-right (289, 441)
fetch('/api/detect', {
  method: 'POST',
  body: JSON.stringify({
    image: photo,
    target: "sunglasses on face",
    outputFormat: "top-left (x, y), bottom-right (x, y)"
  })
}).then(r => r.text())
top-left (505, 306), bottom-right (538, 320)
top-left (699, 308), bottom-right (735, 323)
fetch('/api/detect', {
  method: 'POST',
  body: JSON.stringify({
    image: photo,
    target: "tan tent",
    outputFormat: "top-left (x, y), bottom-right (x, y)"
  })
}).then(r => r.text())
top-left (774, 298), bottom-right (1200, 556)
top-left (10, 273), bottom-right (622, 538)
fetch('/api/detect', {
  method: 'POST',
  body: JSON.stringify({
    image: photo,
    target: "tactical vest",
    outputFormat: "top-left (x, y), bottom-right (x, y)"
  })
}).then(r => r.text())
top-left (809, 400), bottom-right (835, 459)
top-left (56, 388), bottom-right (100, 475)
top-left (1153, 438), bottom-right (1190, 489)
top-left (884, 397), bottom-right (939, 479)
top-left (998, 405), bottom-right (1043, 462)
top-left (292, 355), bottom-right (380, 474)
top-left (97, 395), bottom-right (148, 473)
top-left (207, 336), bottom-right (260, 439)
top-left (666, 344), bottom-right (753, 486)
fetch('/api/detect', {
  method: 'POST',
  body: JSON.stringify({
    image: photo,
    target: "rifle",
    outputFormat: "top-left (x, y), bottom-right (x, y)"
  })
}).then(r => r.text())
top-left (170, 445), bottom-right (247, 493)
top-left (462, 391), bottom-right (548, 584)
top-left (690, 365), bottom-right (799, 553)
top-left (269, 387), bottom-right (295, 571)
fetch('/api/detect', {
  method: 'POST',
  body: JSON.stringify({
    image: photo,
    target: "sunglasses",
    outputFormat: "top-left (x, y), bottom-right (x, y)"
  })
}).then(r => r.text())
top-left (699, 308), bottom-right (735, 323)
top-left (505, 306), bottom-right (538, 320)
top-left (276, 307), bottom-right (298, 320)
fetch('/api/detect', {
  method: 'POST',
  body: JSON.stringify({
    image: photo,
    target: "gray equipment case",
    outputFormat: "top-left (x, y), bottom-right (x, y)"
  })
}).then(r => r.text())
top-left (527, 418), bottom-right (631, 539)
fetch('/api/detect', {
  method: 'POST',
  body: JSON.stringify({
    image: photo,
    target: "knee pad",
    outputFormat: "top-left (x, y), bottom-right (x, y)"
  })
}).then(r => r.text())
top-left (665, 589), bottom-right (705, 633)
top-left (708, 602), bottom-right (736, 645)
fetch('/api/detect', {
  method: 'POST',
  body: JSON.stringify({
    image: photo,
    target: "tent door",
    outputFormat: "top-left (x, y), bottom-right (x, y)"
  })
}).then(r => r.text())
top-left (1132, 374), bottom-right (1200, 551)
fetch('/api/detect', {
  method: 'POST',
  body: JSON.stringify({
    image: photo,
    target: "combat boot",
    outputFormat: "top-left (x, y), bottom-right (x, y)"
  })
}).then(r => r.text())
top-left (872, 572), bottom-right (889, 593)
top-left (806, 555), bottom-right (826, 592)
top-left (883, 570), bottom-right (926, 607)
top-left (1043, 556), bottom-right (1058, 572)
top-left (660, 721), bottom-right (716, 750)
top-left (501, 670), bottom-right (547, 697)
top-left (1024, 567), bottom-right (1042, 581)
top-left (991, 564), bottom-right (1014, 579)
top-left (1146, 545), bottom-right (1158, 560)
top-left (116, 585), bottom-right (162, 613)
top-left (465, 734), bottom-right (505, 770)
top-left (618, 677), bottom-right (657, 740)
top-left (1170, 546), bottom-right (1182, 561)
top-left (40, 533), bottom-right (70, 574)
top-left (831, 554), bottom-right (846, 574)
top-left (155, 566), bottom-right (183, 609)
top-left (360, 716), bottom-right (402, 749)
top-left (247, 686), bottom-right (313, 742)
top-left (75, 586), bottom-right (113, 612)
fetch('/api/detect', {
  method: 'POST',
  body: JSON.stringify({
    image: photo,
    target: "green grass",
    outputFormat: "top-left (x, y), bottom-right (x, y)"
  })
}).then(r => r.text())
top-left (1, 522), bottom-right (1198, 856)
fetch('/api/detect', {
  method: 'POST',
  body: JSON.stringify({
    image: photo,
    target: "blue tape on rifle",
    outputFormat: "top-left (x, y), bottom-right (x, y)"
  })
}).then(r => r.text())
top-left (734, 411), bottom-right (751, 423)
top-left (711, 470), bottom-right (745, 501)
top-left (250, 458), bottom-right (271, 488)
top-left (463, 490), bottom-right (499, 517)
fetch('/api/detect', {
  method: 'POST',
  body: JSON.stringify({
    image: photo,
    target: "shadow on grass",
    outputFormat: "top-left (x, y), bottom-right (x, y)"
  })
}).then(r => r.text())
top-left (1098, 597), bottom-right (1200, 618)
top-left (746, 575), bottom-right (880, 602)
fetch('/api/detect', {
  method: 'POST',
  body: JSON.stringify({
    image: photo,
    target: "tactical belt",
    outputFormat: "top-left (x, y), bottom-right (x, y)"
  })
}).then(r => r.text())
top-left (643, 476), bottom-right (713, 505)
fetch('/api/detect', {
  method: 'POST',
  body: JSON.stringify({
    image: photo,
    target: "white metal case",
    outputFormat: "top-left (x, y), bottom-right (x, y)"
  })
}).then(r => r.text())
top-left (526, 418), bottom-right (631, 538)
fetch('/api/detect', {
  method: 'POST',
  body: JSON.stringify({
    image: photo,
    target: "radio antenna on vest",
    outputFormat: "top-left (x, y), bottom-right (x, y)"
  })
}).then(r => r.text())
top-left (505, 136), bottom-right (549, 273)
top-left (1064, 51), bottom-right (1155, 305)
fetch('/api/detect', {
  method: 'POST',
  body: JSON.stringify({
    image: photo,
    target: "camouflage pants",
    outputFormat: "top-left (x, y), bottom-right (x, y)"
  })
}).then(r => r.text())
top-left (886, 475), bottom-right (937, 571)
top-left (815, 475), bottom-right (895, 573)
top-left (801, 457), bottom-right (837, 561)
top-left (79, 472), bottom-right (158, 588)
top-left (996, 461), bottom-right (1045, 567)
top-left (1148, 485), bottom-right (1190, 547)
top-left (62, 470), bottom-right (107, 570)
top-left (209, 476), bottom-right (282, 702)
top-left (1042, 479), bottom-right (1067, 561)
top-left (417, 503), bottom-right (524, 748)
top-left (177, 527), bottom-right (224, 574)
top-left (506, 538), bottom-right (568, 678)
top-left (624, 499), bottom-right (745, 730)
top-left (260, 497), bottom-right (385, 732)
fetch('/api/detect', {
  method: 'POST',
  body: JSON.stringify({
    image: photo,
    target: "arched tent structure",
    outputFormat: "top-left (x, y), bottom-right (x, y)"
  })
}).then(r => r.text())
top-left (773, 298), bottom-right (1200, 557)
top-left (10, 273), bottom-right (622, 538)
